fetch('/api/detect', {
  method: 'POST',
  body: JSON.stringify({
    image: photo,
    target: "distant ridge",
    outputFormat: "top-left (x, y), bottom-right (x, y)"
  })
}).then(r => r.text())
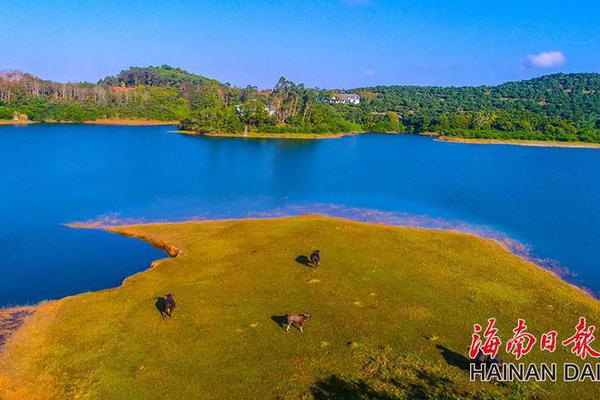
top-left (97, 65), bottom-right (222, 88)
top-left (0, 70), bottom-right (27, 83)
top-left (352, 72), bottom-right (600, 90)
top-left (3, 66), bottom-right (600, 92)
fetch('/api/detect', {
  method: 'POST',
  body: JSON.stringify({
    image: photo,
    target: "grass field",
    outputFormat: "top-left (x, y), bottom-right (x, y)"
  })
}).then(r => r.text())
top-left (1, 216), bottom-right (600, 399)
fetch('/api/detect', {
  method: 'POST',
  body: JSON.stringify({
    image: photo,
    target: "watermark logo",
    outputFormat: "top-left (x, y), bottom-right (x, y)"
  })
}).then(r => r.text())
top-left (561, 317), bottom-right (600, 359)
top-left (468, 317), bottom-right (600, 382)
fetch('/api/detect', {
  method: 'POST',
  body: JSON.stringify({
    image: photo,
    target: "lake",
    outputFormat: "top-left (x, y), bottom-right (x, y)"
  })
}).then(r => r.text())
top-left (1, 124), bottom-right (600, 306)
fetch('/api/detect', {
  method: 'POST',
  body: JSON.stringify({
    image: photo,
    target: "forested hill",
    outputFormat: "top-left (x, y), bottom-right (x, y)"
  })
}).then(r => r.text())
top-left (345, 73), bottom-right (600, 142)
top-left (98, 65), bottom-right (221, 88)
top-left (355, 73), bottom-right (600, 126)
top-left (1, 67), bottom-right (600, 142)
top-left (0, 66), bottom-right (228, 123)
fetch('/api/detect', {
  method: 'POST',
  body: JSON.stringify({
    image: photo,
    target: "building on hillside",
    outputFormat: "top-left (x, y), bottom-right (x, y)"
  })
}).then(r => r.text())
top-left (235, 104), bottom-right (276, 117)
top-left (329, 93), bottom-right (360, 105)
top-left (112, 82), bottom-right (133, 94)
top-left (13, 111), bottom-right (28, 121)
top-left (263, 104), bottom-right (276, 116)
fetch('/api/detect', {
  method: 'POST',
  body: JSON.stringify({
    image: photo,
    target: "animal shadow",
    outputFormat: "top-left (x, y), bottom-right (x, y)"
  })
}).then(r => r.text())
top-left (295, 255), bottom-right (311, 268)
top-left (271, 315), bottom-right (288, 330)
top-left (155, 296), bottom-right (169, 319)
top-left (312, 375), bottom-right (396, 400)
top-left (436, 344), bottom-right (471, 372)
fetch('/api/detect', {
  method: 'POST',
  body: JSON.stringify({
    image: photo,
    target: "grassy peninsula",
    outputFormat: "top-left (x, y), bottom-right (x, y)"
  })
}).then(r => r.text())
top-left (1, 216), bottom-right (599, 399)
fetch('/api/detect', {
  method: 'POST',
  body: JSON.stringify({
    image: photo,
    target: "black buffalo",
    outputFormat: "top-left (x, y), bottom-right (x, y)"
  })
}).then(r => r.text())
top-left (310, 250), bottom-right (320, 268)
top-left (164, 293), bottom-right (176, 317)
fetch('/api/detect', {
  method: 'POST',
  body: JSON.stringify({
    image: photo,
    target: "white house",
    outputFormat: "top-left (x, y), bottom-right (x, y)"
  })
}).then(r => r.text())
top-left (263, 104), bottom-right (276, 116)
top-left (235, 104), bottom-right (276, 117)
top-left (330, 93), bottom-right (360, 105)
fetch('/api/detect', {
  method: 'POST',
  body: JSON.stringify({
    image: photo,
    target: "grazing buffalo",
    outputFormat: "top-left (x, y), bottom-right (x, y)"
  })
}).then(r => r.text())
top-left (474, 349), bottom-right (504, 367)
top-left (286, 313), bottom-right (311, 332)
top-left (487, 355), bottom-right (504, 367)
top-left (310, 250), bottom-right (320, 268)
top-left (474, 349), bottom-right (487, 365)
top-left (164, 293), bottom-right (176, 317)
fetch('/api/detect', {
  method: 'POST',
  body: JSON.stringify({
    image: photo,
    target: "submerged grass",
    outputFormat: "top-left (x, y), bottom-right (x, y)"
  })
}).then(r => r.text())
top-left (1, 216), bottom-right (599, 399)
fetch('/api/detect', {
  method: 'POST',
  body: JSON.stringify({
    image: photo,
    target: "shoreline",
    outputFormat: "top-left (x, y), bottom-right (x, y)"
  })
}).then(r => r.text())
top-left (0, 120), bottom-right (36, 125)
top-left (2, 214), bottom-right (597, 364)
top-left (0, 306), bottom-right (34, 353)
top-left (67, 213), bottom-right (596, 297)
top-left (5, 215), bottom-right (600, 398)
top-left (179, 130), bottom-right (600, 148)
top-left (436, 136), bottom-right (600, 149)
top-left (83, 118), bottom-right (179, 126)
top-left (176, 130), bottom-right (365, 140)
top-left (0, 119), bottom-right (178, 127)
top-left (2, 121), bottom-right (599, 148)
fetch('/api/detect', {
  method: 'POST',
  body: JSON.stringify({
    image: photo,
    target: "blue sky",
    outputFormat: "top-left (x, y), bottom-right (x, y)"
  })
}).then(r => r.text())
top-left (1, 0), bottom-right (598, 88)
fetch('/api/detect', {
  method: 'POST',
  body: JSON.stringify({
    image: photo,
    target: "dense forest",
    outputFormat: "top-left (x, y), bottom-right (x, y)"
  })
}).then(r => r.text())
top-left (1, 65), bottom-right (600, 142)
top-left (354, 73), bottom-right (600, 142)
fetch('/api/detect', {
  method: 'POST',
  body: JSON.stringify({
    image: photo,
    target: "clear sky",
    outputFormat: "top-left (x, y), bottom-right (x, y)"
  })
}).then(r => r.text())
top-left (1, 0), bottom-right (598, 88)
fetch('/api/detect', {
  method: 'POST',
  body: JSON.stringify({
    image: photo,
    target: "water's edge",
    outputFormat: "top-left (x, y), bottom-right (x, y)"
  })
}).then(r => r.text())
top-left (72, 208), bottom-right (595, 298)
top-left (2, 212), bottom-right (594, 357)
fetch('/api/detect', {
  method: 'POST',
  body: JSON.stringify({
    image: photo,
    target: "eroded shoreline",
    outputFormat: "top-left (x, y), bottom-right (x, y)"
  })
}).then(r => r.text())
top-left (0, 307), bottom-right (34, 354)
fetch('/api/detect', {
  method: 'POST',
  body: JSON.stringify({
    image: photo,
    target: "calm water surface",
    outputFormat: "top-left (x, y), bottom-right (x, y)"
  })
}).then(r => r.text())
top-left (1, 124), bottom-right (599, 306)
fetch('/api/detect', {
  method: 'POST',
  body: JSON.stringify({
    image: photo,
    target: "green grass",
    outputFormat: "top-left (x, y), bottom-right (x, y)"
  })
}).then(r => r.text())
top-left (1, 216), bottom-right (600, 399)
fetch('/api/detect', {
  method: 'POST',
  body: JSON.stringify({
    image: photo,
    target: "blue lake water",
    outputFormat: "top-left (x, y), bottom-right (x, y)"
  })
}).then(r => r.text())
top-left (1, 124), bottom-right (600, 306)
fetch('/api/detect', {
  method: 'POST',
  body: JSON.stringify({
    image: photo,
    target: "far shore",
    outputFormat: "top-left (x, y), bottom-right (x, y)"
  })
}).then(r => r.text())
top-left (176, 130), bottom-right (364, 140)
top-left (436, 136), bottom-right (600, 149)
top-left (0, 119), bottom-right (178, 127)
top-left (180, 130), bottom-right (600, 148)
top-left (3, 119), bottom-right (600, 148)
top-left (0, 120), bottom-right (36, 125)
top-left (83, 118), bottom-right (179, 126)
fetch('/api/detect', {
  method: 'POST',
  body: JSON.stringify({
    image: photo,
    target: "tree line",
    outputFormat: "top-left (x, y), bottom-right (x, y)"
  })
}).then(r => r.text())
top-left (1, 66), bottom-right (599, 142)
